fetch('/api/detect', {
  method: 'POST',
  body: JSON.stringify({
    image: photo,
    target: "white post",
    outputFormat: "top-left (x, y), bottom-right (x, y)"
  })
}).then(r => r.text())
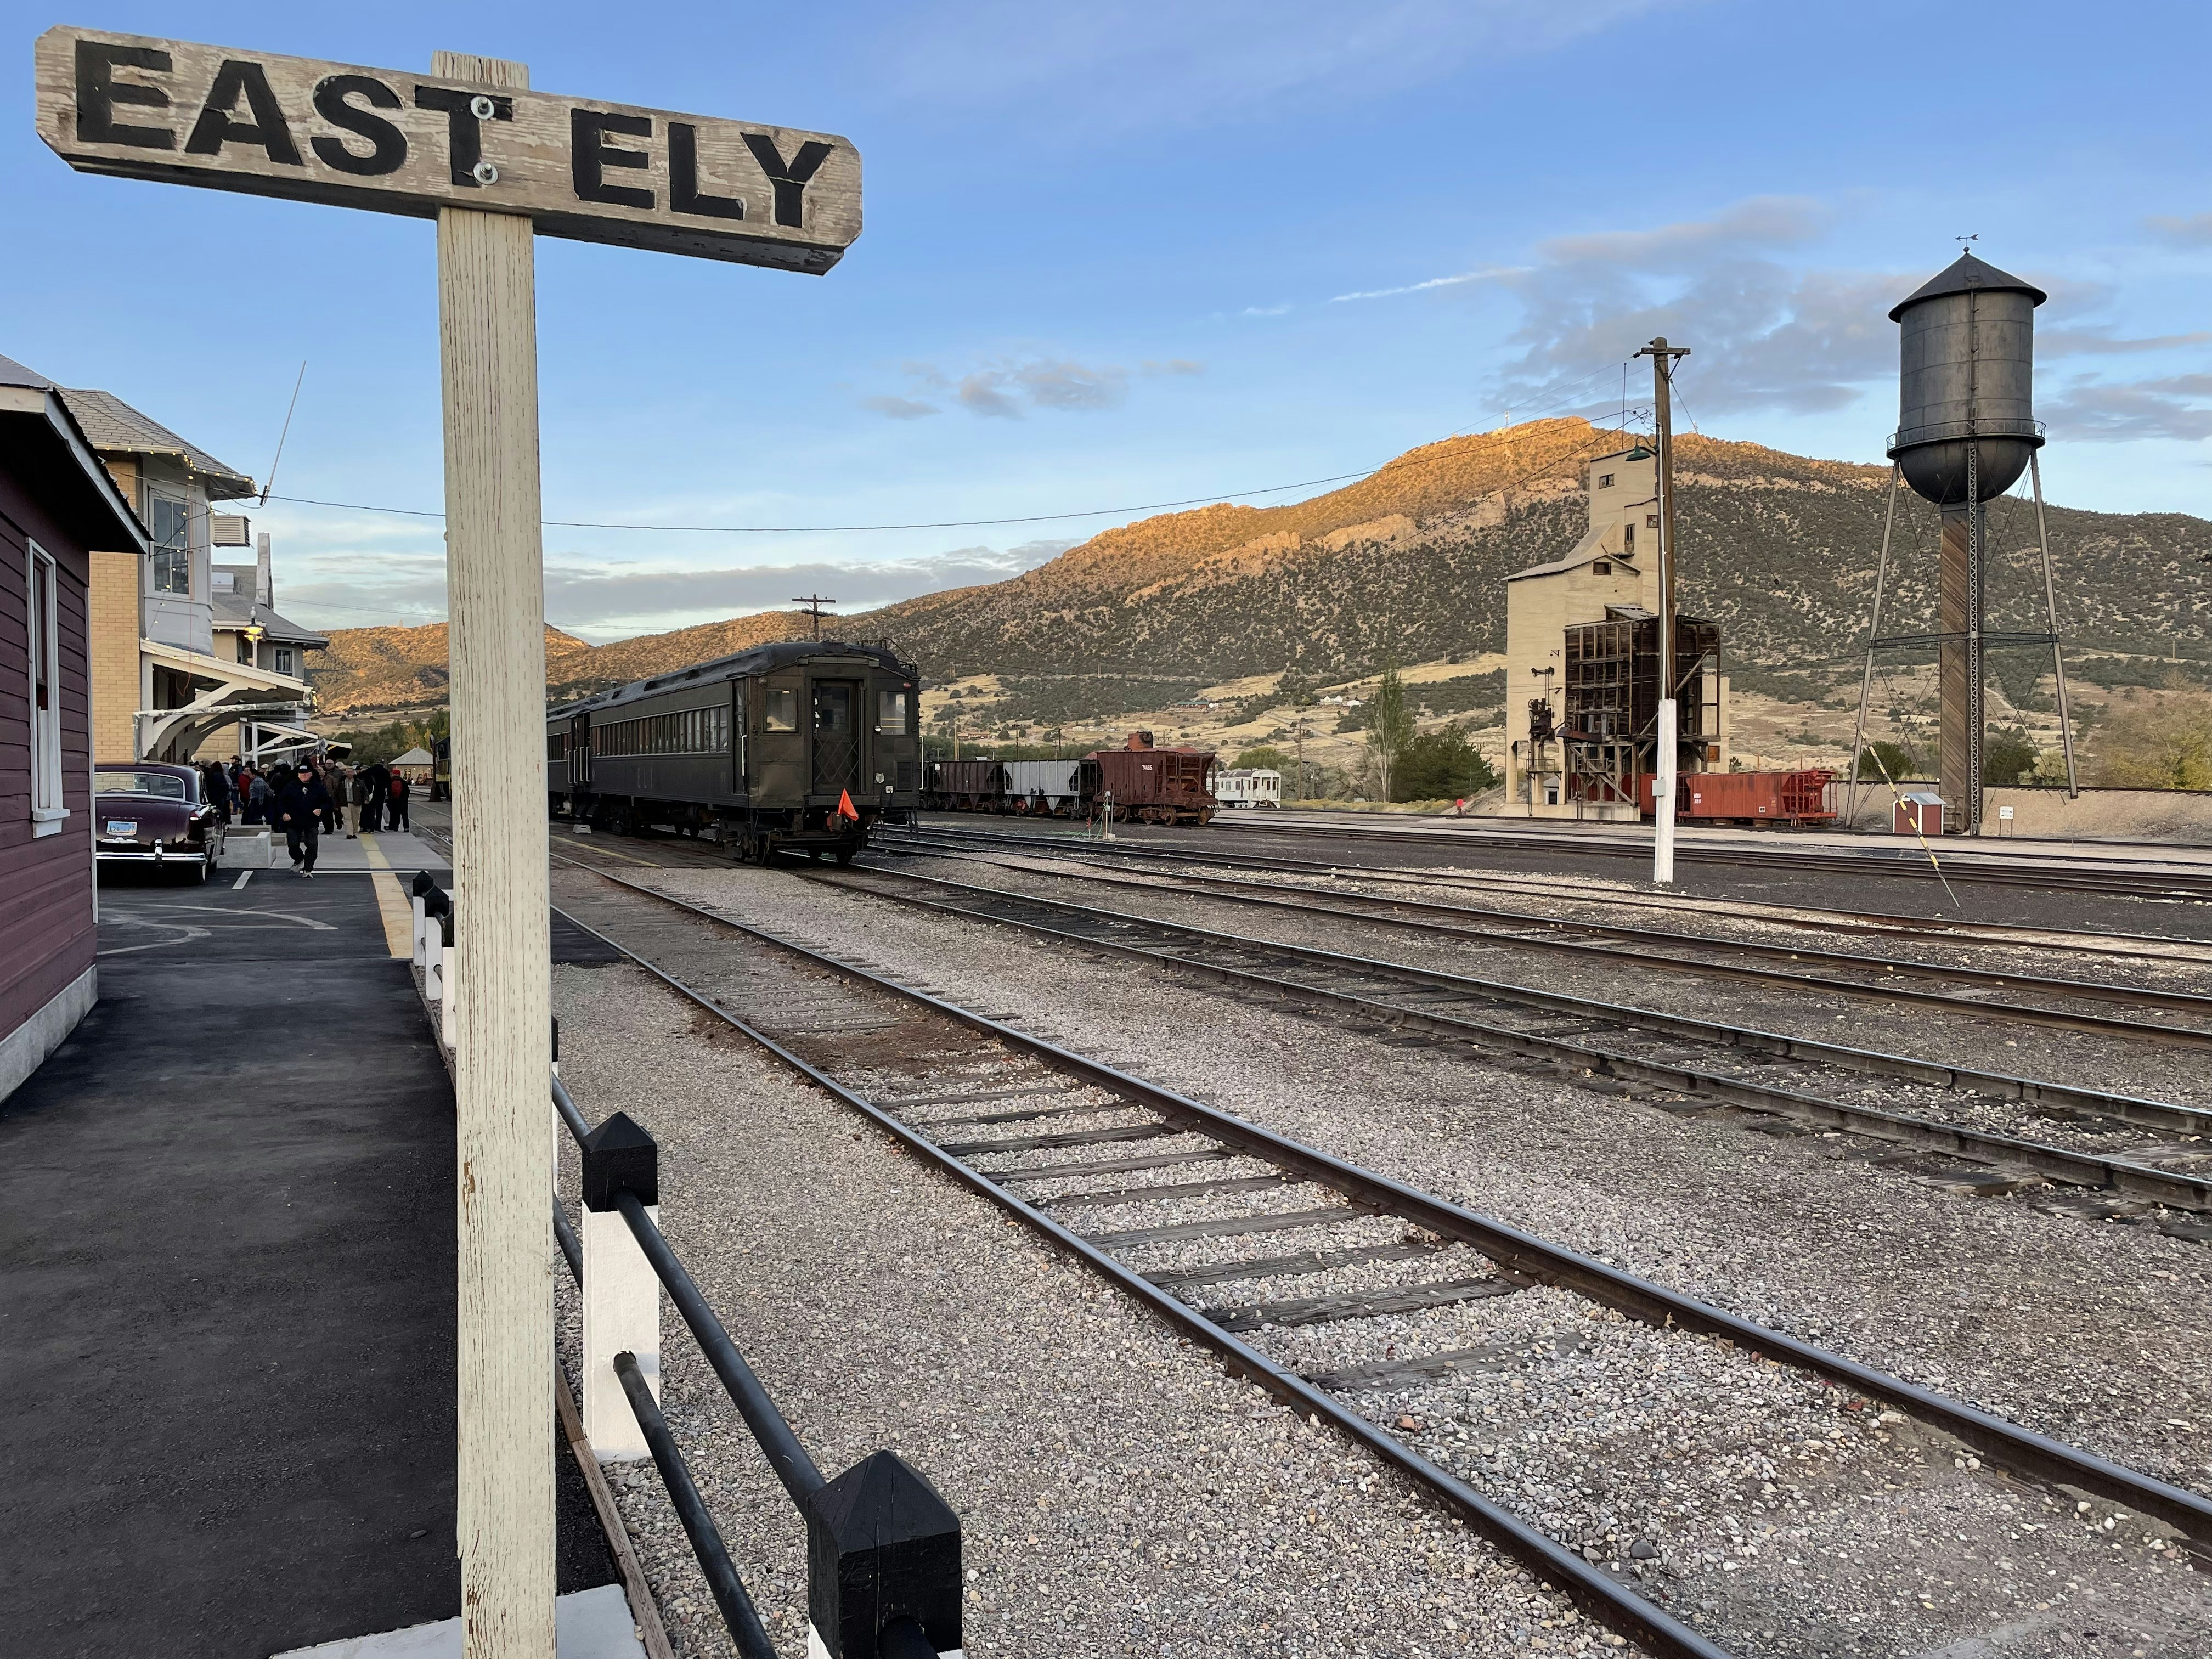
top-left (1654, 698), bottom-right (1678, 885)
top-left (435, 49), bottom-right (556, 1658)
top-left (582, 1203), bottom-right (660, 1461)
top-left (412, 895), bottom-right (428, 967)
top-left (425, 933), bottom-right (443, 1003)
top-left (441, 938), bottom-right (458, 1051)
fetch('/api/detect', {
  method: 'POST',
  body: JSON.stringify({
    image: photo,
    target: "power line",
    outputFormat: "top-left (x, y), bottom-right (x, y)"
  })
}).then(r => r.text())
top-left (263, 365), bottom-right (1637, 537)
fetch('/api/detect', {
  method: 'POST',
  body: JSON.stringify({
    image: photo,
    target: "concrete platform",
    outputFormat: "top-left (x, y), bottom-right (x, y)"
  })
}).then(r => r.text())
top-left (0, 879), bottom-right (614, 1657)
top-left (272, 1585), bottom-right (644, 1659)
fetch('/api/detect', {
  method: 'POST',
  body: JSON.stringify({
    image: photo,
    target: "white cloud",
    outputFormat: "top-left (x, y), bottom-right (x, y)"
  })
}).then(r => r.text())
top-left (2147, 212), bottom-right (2212, 246)
top-left (1480, 193), bottom-right (2212, 430)
top-left (2043, 373), bottom-right (2212, 443)
top-left (1329, 265), bottom-right (1526, 303)
top-left (278, 539), bottom-right (1081, 641)
top-left (879, 353), bottom-right (1184, 419)
top-left (864, 394), bottom-right (942, 419)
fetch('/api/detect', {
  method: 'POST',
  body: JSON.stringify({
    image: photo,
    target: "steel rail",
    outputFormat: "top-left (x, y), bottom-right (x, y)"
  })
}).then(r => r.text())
top-left (810, 860), bottom-right (2212, 1173)
top-left (888, 822), bottom-right (2212, 961)
top-left (544, 891), bottom-right (1734, 1659)
top-left (876, 834), bottom-right (2212, 1041)
top-left (614, 1350), bottom-right (780, 1659)
top-left (544, 868), bottom-right (2212, 1578)
top-left (1217, 815), bottom-right (2212, 900)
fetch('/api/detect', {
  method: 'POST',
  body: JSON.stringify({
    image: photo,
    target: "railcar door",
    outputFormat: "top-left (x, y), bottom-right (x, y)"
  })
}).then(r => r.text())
top-left (571, 712), bottom-right (591, 788)
top-left (810, 681), bottom-right (860, 795)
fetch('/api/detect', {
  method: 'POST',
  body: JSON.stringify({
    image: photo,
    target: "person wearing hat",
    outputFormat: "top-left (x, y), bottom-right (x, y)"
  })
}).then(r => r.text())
top-left (275, 761), bottom-right (333, 878)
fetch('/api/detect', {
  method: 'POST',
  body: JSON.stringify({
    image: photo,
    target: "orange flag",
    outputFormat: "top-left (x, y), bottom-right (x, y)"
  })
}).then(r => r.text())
top-left (836, 789), bottom-right (859, 821)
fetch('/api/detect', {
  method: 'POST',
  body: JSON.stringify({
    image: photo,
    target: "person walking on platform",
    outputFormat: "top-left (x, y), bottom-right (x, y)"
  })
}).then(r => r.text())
top-left (317, 760), bottom-right (343, 833)
top-left (202, 760), bottom-right (232, 824)
top-left (387, 768), bottom-right (411, 833)
top-left (244, 766), bottom-right (273, 827)
top-left (276, 762), bottom-right (331, 877)
top-left (361, 760), bottom-right (387, 833)
top-left (344, 765), bottom-right (365, 838)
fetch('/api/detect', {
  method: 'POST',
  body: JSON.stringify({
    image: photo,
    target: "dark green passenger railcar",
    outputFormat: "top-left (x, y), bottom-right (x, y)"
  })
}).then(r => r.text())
top-left (546, 639), bottom-right (919, 862)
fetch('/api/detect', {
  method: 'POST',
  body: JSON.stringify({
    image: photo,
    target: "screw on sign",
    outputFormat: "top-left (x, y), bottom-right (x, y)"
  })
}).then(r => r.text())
top-left (36, 29), bottom-right (861, 265)
top-left (36, 26), bottom-right (861, 1659)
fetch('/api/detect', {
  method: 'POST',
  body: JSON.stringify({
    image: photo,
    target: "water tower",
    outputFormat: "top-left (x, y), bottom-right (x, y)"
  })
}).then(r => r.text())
top-left (1846, 252), bottom-right (2079, 833)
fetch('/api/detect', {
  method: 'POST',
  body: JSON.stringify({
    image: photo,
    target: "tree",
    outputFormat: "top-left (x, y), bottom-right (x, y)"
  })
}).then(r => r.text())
top-left (1363, 668), bottom-right (1414, 802)
top-left (1234, 746), bottom-right (1291, 771)
top-left (1392, 727), bottom-right (1499, 802)
top-left (2091, 691), bottom-right (2212, 789)
top-left (1853, 740), bottom-right (1918, 782)
top-left (1981, 727), bottom-right (2040, 787)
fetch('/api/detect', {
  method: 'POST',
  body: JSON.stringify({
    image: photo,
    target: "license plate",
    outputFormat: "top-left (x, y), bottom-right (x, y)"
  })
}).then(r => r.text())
top-left (105, 820), bottom-right (137, 837)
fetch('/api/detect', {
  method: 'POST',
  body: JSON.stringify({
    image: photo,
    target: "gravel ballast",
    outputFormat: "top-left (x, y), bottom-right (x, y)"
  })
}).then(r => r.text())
top-left (625, 862), bottom-right (2212, 1497)
top-left (550, 951), bottom-right (1620, 1659)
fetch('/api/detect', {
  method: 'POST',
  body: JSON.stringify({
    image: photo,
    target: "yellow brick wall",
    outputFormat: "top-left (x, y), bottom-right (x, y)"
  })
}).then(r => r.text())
top-left (88, 551), bottom-right (143, 763)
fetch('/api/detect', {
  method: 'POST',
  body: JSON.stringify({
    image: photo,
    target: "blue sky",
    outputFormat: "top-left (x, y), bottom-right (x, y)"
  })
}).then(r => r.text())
top-left (8, 1), bottom-right (2210, 641)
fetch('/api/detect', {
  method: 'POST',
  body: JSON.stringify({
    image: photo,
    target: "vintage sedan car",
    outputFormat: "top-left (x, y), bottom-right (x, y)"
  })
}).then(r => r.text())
top-left (94, 762), bottom-right (223, 882)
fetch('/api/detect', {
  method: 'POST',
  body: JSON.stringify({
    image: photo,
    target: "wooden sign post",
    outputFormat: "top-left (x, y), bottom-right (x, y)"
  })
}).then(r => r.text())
top-left (38, 28), bottom-right (861, 1659)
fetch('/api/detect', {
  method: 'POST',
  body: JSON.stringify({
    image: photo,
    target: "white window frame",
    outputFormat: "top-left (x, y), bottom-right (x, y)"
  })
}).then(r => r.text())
top-left (27, 540), bottom-right (67, 836)
top-left (274, 645), bottom-right (295, 676)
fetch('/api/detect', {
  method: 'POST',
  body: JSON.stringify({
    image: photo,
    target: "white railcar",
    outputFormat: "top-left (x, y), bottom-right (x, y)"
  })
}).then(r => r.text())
top-left (1214, 767), bottom-right (1283, 809)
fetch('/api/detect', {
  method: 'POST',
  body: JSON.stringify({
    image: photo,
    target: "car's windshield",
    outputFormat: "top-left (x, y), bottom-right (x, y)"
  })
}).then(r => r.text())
top-left (97, 771), bottom-right (189, 800)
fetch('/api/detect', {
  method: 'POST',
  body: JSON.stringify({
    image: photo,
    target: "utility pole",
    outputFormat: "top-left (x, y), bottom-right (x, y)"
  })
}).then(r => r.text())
top-left (792, 594), bottom-right (838, 641)
top-left (1635, 337), bottom-right (1691, 885)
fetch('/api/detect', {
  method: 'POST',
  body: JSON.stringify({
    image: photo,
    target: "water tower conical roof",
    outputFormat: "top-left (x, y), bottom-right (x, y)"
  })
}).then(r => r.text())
top-left (1888, 252), bottom-right (2047, 321)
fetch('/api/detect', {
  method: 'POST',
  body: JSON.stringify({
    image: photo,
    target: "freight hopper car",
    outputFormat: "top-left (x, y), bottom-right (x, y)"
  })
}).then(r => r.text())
top-left (548, 640), bottom-right (921, 863)
top-left (1639, 768), bottom-right (1838, 828)
top-left (922, 732), bottom-right (1218, 825)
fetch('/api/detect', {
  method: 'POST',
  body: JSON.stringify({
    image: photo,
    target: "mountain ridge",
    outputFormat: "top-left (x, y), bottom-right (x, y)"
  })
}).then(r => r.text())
top-left (307, 418), bottom-right (2212, 718)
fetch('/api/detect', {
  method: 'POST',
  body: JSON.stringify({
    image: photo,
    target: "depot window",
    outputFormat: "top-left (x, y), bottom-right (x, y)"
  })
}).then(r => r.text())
top-left (764, 687), bottom-right (797, 731)
top-left (27, 542), bottom-right (66, 834)
top-left (876, 689), bottom-right (907, 731)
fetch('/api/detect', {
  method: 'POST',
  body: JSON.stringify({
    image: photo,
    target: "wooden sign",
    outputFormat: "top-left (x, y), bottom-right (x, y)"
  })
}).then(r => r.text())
top-left (35, 26), bottom-right (861, 270)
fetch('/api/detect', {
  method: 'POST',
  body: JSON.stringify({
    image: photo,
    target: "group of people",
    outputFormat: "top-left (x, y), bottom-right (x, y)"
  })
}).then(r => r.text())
top-left (194, 753), bottom-right (414, 877)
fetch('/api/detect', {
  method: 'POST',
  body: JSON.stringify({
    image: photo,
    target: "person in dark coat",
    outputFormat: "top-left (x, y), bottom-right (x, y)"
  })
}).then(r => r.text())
top-left (361, 761), bottom-right (389, 833)
top-left (387, 768), bottom-right (411, 832)
top-left (275, 763), bottom-right (332, 876)
top-left (244, 767), bottom-right (273, 826)
top-left (202, 760), bottom-right (232, 824)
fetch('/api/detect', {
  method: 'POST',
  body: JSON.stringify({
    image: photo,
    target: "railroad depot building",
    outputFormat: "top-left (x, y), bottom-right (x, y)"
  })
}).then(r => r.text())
top-left (1500, 444), bottom-right (1731, 817)
top-left (61, 385), bottom-right (326, 765)
top-left (0, 353), bottom-right (149, 1100)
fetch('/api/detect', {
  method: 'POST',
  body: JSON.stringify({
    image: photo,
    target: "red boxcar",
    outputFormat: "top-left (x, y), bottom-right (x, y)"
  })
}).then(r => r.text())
top-left (1641, 768), bottom-right (1837, 827)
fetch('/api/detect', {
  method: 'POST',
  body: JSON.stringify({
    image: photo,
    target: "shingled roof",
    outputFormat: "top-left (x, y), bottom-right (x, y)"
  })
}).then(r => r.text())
top-left (57, 386), bottom-right (255, 501)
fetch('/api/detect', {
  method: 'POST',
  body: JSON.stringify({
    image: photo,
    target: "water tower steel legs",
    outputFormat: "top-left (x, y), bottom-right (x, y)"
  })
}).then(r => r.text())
top-left (2030, 452), bottom-right (2081, 798)
top-left (1938, 442), bottom-right (1985, 835)
top-left (1845, 466), bottom-right (1903, 827)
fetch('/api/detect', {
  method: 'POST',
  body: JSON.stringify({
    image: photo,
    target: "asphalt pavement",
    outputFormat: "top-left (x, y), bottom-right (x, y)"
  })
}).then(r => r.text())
top-left (0, 879), bottom-right (611, 1656)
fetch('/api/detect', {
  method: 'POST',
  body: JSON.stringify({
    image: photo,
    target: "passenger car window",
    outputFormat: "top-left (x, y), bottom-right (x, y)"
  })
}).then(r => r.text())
top-left (764, 688), bottom-right (797, 731)
top-left (876, 690), bottom-right (906, 731)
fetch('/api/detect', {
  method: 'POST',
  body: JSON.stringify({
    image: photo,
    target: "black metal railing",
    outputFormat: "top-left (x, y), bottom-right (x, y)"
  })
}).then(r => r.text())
top-left (551, 1070), bottom-right (962, 1659)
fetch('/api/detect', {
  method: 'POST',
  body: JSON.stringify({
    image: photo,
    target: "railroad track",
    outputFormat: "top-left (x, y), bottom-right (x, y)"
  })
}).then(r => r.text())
top-left (777, 855), bottom-right (2212, 1221)
top-left (894, 820), bottom-right (2212, 964)
top-left (1216, 814), bottom-right (2212, 902)
top-left (543, 853), bottom-right (2212, 1659)
top-left (876, 828), bottom-right (2212, 1044)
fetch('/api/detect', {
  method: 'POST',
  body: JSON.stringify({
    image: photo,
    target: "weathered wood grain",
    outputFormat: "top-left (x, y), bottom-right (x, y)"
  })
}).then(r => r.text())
top-left (438, 49), bottom-right (558, 1659)
top-left (36, 26), bottom-right (860, 270)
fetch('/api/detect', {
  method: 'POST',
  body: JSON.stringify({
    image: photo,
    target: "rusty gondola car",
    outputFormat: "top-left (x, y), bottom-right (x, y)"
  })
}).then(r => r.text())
top-left (548, 639), bottom-right (921, 863)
